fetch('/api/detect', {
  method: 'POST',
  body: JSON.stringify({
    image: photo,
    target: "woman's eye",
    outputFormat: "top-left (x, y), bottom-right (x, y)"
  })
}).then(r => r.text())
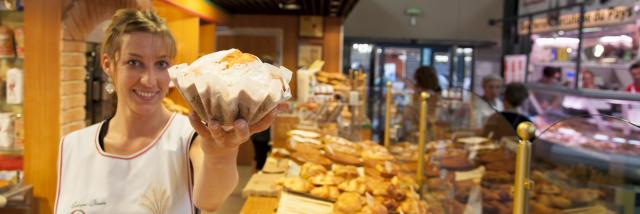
top-left (127, 60), bottom-right (142, 67)
top-left (156, 60), bottom-right (170, 69)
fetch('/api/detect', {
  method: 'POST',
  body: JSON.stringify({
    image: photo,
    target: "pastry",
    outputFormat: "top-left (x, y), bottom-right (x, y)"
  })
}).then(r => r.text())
top-left (374, 161), bottom-right (399, 178)
top-left (338, 178), bottom-right (366, 194)
top-left (440, 156), bottom-right (474, 170)
top-left (426, 178), bottom-right (450, 191)
top-left (366, 180), bottom-right (391, 196)
top-left (483, 171), bottom-right (513, 184)
top-left (536, 183), bottom-right (561, 195)
top-left (288, 141), bottom-right (323, 155)
top-left (280, 177), bottom-right (313, 193)
top-left (310, 173), bottom-right (344, 186)
top-left (563, 188), bottom-right (601, 204)
top-left (397, 199), bottom-right (428, 214)
top-left (361, 148), bottom-right (395, 162)
top-left (375, 196), bottom-right (398, 211)
top-left (168, 49), bottom-right (292, 130)
top-left (529, 201), bottom-right (564, 214)
top-left (550, 195), bottom-right (572, 209)
top-left (334, 192), bottom-right (365, 213)
top-left (482, 188), bottom-right (500, 201)
top-left (287, 129), bottom-right (322, 139)
top-left (391, 174), bottom-right (418, 190)
top-left (325, 142), bottom-right (360, 156)
top-left (309, 185), bottom-right (340, 200)
top-left (300, 162), bottom-right (327, 179)
top-left (360, 201), bottom-right (388, 214)
top-left (327, 151), bottom-right (363, 166)
top-left (333, 164), bottom-right (359, 180)
top-left (290, 151), bottom-right (332, 168)
top-left (485, 161), bottom-right (515, 173)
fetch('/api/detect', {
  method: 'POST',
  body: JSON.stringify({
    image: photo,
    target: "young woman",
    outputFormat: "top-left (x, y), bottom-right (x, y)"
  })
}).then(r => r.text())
top-left (54, 9), bottom-right (277, 213)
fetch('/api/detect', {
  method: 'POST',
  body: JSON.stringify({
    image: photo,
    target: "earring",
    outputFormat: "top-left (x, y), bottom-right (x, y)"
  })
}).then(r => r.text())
top-left (105, 78), bottom-right (115, 94)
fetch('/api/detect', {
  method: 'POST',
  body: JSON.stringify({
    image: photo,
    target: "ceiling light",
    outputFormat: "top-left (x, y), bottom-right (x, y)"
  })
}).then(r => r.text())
top-left (593, 44), bottom-right (604, 57)
top-left (330, 1), bottom-right (341, 6)
top-left (279, 1), bottom-right (300, 10)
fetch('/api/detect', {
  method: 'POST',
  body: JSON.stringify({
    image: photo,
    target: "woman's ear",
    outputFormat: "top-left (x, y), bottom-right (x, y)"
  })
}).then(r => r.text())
top-left (101, 53), bottom-right (113, 77)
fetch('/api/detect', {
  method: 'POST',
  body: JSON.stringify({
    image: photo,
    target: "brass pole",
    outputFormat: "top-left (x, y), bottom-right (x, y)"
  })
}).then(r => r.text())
top-left (513, 122), bottom-right (536, 214)
top-left (384, 81), bottom-right (392, 148)
top-left (416, 92), bottom-right (429, 186)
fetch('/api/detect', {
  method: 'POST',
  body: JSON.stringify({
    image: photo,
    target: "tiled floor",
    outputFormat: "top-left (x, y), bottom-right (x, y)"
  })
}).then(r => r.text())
top-left (206, 165), bottom-right (254, 214)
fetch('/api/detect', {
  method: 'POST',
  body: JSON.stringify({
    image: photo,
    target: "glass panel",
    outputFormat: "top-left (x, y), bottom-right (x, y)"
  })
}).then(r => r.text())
top-left (533, 115), bottom-right (640, 214)
top-left (388, 88), bottom-right (520, 213)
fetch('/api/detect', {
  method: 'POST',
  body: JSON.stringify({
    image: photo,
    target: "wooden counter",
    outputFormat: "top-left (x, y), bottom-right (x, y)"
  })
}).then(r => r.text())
top-left (240, 196), bottom-right (279, 214)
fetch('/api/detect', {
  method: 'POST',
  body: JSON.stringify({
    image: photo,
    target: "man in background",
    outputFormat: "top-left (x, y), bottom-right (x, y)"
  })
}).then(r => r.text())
top-left (625, 62), bottom-right (640, 93)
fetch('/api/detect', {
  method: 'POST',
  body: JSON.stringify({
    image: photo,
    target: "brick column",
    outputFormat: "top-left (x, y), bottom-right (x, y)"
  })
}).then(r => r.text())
top-left (60, 40), bottom-right (87, 136)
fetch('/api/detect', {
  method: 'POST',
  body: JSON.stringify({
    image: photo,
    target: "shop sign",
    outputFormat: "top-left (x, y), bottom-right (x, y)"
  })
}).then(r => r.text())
top-left (518, 6), bottom-right (634, 34)
top-left (504, 55), bottom-right (528, 83)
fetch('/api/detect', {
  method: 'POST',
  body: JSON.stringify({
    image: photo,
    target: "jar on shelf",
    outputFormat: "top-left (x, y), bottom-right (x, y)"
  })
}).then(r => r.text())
top-left (13, 26), bottom-right (22, 59)
top-left (0, 113), bottom-right (14, 149)
top-left (0, 26), bottom-right (14, 58)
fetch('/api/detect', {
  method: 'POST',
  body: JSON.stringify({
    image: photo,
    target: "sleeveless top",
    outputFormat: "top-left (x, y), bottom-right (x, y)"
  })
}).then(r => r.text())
top-left (54, 113), bottom-right (197, 214)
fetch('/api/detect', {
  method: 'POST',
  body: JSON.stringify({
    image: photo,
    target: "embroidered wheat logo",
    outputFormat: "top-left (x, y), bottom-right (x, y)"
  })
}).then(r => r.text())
top-left (139, 184), bottom-right (170, 214)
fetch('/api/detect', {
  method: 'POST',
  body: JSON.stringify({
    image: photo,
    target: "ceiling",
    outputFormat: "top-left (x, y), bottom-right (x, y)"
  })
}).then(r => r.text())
top-left (207, 0), bottom-right (359, 17)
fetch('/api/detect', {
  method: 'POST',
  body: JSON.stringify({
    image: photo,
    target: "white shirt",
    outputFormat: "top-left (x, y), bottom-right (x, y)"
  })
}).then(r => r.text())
top-left (55, 113), bottom-right (197, 214)
top-left (474, 97), bottom-right (504, 129)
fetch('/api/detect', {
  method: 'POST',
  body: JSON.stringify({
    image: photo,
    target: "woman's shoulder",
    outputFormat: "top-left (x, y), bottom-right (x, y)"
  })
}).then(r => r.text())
top-left (62, 122), bottom-right (103, 141)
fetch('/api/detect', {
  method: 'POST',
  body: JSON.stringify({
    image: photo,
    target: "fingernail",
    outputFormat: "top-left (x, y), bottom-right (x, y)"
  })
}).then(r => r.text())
top-left (235, 120), bottom-right (247, 128)
top-left (210, 121), bottom-right (220, 130)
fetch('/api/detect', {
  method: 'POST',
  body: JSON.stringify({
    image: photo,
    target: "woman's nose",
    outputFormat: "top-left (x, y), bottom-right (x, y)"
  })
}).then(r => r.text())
top-left (140, 69), bottom-right (157, 87)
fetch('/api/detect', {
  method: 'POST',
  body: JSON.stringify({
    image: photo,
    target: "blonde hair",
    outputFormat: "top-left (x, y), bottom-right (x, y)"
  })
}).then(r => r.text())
top-left (102, 9), bottom-right (176, 61)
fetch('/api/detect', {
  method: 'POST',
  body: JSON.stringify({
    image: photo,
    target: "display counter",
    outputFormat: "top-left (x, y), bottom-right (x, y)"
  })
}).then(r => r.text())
top-left (240, 85), bottom-right (640, 213)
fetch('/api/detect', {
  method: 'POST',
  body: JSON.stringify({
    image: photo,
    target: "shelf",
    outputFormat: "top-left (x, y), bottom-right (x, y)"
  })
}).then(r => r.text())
top-left (0, 148), bottom-right (22, 156)
top-left (525, 83), bottom-right (640, 102)
top-left (534, 138), bottom-right (640, 181)
top-left (531, 61), bottom-right (631, 70)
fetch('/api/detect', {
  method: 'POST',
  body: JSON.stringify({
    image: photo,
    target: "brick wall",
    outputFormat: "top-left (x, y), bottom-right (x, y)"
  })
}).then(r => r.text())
top-left (60, 40), bottom-right (87, 136)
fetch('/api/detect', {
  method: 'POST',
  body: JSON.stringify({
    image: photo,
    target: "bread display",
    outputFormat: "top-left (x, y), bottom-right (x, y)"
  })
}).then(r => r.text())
top-left (169, 49), bottom-right (292, 130)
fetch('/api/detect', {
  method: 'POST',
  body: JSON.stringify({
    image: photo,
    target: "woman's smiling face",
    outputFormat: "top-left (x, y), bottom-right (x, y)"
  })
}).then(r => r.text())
top-left (103, 32), bottom-right (172, 116)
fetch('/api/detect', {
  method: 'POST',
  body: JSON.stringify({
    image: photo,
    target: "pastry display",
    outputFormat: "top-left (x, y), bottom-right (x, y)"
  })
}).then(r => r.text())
top-left (300, 162), bottom-right (328, 179)
top-left (309, 185), bottom-right (340, 200)
top-left (169, 49), bottom-right (292, 130)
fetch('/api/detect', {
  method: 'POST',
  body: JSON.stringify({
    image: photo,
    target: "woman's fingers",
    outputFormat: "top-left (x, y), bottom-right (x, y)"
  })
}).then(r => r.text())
top-left (188, 113), bottom-right (210, 138)
top-left (232, 119), bottom-right (250, 145)
top-left (249, 109), bottom-right (278, 134)
top-left (207, 121), bottom-right (226, 144)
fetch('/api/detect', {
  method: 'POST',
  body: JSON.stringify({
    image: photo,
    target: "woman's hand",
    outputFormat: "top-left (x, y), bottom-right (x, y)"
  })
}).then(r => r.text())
top-left (188, 108), bottom-right (279, 157)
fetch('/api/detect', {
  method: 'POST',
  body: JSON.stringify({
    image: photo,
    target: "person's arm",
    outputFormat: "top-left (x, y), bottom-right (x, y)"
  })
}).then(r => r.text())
top-left (187, 109), bottom-right (278, 212)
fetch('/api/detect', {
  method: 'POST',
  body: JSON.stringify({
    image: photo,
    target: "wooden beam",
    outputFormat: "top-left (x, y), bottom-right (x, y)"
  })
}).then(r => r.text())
top-left (24, 0), bottom-right (62, 213)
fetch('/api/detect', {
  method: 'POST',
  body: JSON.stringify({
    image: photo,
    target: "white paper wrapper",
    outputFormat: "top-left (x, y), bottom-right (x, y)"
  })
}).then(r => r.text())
top-left (169, 49), bottom-right (292, 130)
